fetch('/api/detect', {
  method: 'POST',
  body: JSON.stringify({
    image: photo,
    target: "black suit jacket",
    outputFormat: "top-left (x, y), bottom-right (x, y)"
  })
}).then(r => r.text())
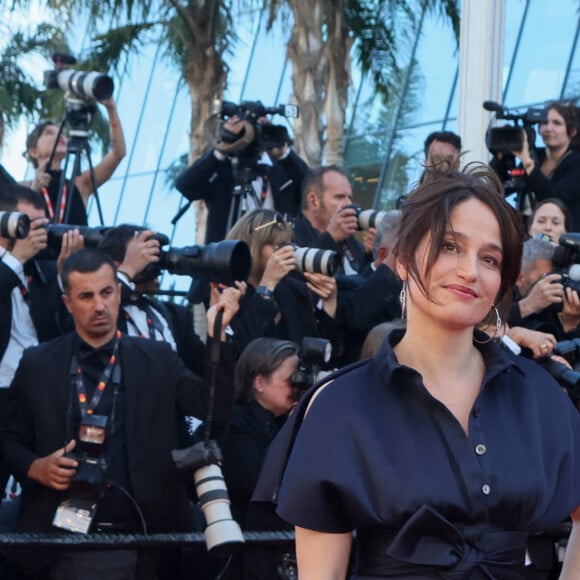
top-left (0, 259), bottom-right (64, 363)
top-left (175, 150), bottom-right (309, 242)
top-left (1, 332), bottom-right (235, 536)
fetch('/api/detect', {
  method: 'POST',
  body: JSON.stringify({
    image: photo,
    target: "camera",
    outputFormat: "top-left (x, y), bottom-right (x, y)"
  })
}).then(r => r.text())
top-left (44, 53), bottom-right (114, 102)
top-left (67, 414), bottom-right (109, 503)
top-left (550, 233), bottom-right (580, 296)
top-left (343, 204), bottom-right (387, 230)
top-left (483, 100), bottom-right (547, 153)
top-left (214, 99), bottom-right (299, 157)
top-left (293, 245), bottom-right (340, 276)
top-left (172, 440), bottom-right (244, 553)
top-left (36, 224), bottom-right (109, 260)
top-left (290, 337), bottom-right (332, 391)
top-left (0, 211), bottom-right (30, 239)
top-left (157, 239), bottom-right (251, 286)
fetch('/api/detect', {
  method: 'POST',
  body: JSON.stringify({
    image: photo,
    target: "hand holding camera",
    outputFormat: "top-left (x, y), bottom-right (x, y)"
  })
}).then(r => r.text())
top-left (31, 162), bottom-right (52, 192)
top-left (56, 228), bottom-right (85, 274)
top-left (118, 229), bottom-right (161, 280)
top-left (12, 216), bottom-right (49, 264)
top-left (304, 272), bottom-right (337, 318)
top-left (327, 205), bottom-right (359, 242)
top-left (27, 439), bottom-right (78, 491)
top-left (259, 243), bottom-right (297, 290)
top-left (520, 273), bottom-right (564, 317)
top-left (561, 286), bottom-right (580, 331)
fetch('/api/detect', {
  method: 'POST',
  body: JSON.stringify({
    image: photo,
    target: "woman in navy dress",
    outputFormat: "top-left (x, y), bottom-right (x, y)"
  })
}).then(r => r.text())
top-left (256, 167), bottom-right (580, 578)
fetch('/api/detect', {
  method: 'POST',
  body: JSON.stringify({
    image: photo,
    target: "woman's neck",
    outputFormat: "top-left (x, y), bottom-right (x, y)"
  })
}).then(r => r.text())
top-left (545, 142), bottom-right (569, 165)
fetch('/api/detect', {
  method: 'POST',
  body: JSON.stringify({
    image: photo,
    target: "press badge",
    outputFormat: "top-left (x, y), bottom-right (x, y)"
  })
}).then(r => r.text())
top-left (52, 498), bottom-right (97, 534)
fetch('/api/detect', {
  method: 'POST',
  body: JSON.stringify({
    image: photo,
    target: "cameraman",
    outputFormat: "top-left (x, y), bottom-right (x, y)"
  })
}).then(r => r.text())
top-left (509, 237), bottom-right (580, 340)
top-left (24, 97), bottom-right (126, 226)
top-left (423, 130), bottom-right (462, 175)
top-left (176, 114), bottom-right (309, 243)
top-left (0, 185), bottom-right (80, 389)
top-left (293, 165), bottom-right (369, 275)
top-left (512, 100), bottom-right (580, 230)
top-left (0, 248), bottom-right (240, 579)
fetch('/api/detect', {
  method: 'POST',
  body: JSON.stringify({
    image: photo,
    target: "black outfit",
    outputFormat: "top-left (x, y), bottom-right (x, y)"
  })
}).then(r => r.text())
top-left (44, 169), bottom-right (87, 225)
top-left (526, 147), bottom-right (580, 230)
top-left (0, 259), bottom-right (65, 365)
top-left (0, 331), bottom-right (235, 577)
top-left (254, 329), bottom-right (580, 579)
top-left (292, 213), bottom-right (368, 275)
top-left (229, 272), bottom-right (341, 358)
top-left (507, 286), bottom-right (579, 341)
top-left (336, 264), bottom-right (403, 363)
top-left (175, 150), bottom-right (309, 242)
top-left (221, 401), bottom-right (293, 579)
top-left (0, 164), bottom-right (17, 191)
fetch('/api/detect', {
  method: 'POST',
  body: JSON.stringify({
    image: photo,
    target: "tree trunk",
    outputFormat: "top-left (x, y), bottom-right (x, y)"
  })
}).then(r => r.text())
top-left (176, 2), bottom-right (229, 244)
top-left (324, 6), bottom-right (351, 166)
top-left (287, 0), bottom-right (326, 167)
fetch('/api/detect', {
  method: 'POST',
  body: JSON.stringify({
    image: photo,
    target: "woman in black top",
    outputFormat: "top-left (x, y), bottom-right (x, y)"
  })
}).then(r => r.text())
top-left (24, 98), bottom-right (126, 225)
top-left (255, 166), bottom-right (580, 578)
top-left (513, 100), bottom-right (580, 230)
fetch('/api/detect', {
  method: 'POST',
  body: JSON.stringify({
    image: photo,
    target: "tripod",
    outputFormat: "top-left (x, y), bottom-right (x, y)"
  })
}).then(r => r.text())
top-left (49, 98), bottom-right (105, 225)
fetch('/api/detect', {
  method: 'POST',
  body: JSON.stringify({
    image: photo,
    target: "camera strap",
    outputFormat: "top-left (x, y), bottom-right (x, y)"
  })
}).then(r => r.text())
top-left (71, 330), bottom-right (121, 416)
top-left (42, 184), bottom-right (67, 223)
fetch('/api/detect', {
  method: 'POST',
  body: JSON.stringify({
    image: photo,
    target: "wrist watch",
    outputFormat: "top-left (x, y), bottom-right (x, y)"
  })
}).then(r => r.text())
top-left (255, 285), bottom-right (275, 300)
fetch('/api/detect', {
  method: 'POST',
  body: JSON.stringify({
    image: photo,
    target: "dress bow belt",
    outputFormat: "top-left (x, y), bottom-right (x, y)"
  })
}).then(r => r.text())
top-left (355, 505), bottom-right (527, 579)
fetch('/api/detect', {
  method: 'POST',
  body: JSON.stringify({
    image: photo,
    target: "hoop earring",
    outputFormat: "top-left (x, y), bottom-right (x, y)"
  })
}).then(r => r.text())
top-left (473, 305), bottom-right (501, 345)
top-left (399, 282), bottom-right (407, 320)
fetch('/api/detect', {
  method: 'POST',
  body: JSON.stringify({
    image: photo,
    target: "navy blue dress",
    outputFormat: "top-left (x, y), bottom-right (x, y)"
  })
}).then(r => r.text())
top-left (255, 330), bottom-right (580, 579)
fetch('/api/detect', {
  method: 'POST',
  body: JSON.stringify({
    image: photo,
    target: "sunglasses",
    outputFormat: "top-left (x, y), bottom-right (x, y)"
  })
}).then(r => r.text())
top-left (251, 214), bottom-right (287, 233)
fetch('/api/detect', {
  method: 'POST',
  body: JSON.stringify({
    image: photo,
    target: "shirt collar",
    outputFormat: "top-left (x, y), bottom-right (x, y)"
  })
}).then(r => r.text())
top-left (77, 334), bottom-right (117, 361)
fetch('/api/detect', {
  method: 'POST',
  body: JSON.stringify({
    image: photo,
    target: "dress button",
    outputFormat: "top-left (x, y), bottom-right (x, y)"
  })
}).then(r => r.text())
top-left (473, 408), bottom-right (480, 418)
top-left (482, 484), bottom-right (491, 495)
top-left (475, 444), bottom-right (487, 455)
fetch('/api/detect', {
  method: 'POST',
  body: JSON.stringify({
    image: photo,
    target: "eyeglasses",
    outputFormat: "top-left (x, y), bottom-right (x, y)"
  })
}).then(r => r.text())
top-left (251, 214), bottom-right (287, 233)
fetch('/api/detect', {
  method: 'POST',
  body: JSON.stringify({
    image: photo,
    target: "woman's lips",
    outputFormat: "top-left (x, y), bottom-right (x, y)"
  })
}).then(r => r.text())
top-left (446, 284), bottom-right (477, 298)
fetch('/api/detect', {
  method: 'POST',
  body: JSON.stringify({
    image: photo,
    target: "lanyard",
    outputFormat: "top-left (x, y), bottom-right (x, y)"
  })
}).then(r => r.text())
top-left (123, 308), bottom-right (157, 339)
top-left (73, 330), bottom-right (121, 416)
top-left (42, 184), bottom-right (67, 223)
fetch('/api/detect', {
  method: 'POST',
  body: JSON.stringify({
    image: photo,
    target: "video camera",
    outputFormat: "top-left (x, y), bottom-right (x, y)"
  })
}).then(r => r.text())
top-left (214, 98), bottom-right (299, 157)
top-left (483, 100), bottom-right (546, 153)
top-left (290, 337), bottom-right (332, 392)
top-left (0, 211), bottom-right (30, 240)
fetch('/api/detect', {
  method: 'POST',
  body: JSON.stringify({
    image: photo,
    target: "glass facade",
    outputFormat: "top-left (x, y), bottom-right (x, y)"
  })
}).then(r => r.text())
top-left (1, 0), bottom-right (579, 294)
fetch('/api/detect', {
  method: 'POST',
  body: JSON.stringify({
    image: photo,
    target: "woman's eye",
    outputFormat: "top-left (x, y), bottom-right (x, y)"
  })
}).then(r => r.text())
top-left (481, 255), bottom-right (500, 267)
top-left (442, 241), bottom-right (457, 252)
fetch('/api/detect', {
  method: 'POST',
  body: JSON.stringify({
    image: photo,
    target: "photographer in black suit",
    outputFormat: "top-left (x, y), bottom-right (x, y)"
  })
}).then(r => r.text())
top-left (0, 248), bottom-right (241, 579)
top-left (176, 114), bottom-right (309, 244)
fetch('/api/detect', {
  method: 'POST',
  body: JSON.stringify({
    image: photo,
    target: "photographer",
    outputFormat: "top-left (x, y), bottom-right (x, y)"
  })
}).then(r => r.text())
top-left (24, 97), bottom-right (126, 226)
top-left (0, 248), bottom-right (240, 579)
top-left (512, 100), bottom-right (580, 230)
top-left (293, 165), bottom-right (369, 275)
top-left (225, 209), bottom-right (340, 358)
top-left (509, 237), bottom-right (580, 340)
top-left (176, 113), bottom-right (309, 243)
top-left (221, 337), bottom-right (299, 580)
top-left (422, 130), bottom-right (462, 176)
top-left (0, 185), bottom-right (81, 389)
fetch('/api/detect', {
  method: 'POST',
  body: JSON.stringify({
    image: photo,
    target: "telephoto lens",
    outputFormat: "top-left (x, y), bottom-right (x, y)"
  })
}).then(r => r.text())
top-left (0, 211), bottom-right (30, 240)
top-left (357, 209), bottom-right (387, 230)
top-left (293, 246), bottom-right (340, 276)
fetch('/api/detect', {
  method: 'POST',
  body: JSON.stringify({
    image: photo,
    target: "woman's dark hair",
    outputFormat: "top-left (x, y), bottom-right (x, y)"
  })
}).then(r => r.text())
top-left (26, 122), bottom-right (57, 168)
top-left (529, 198), bottom-right (572, 235)
top-left (395, 164), bottom-right (524, 318)
top-left (234, 337), bottom-right (299, 403)
top-left (544, 101), bottom-right (578, 139)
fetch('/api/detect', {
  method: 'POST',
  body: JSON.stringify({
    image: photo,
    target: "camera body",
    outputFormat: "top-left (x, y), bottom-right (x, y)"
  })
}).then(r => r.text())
top-left (216, 99), bottom-right (299, 157)
top-left (550, 233), bottom-right (580, 298)
top-left (290, 337), bottom-right (332, 392)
